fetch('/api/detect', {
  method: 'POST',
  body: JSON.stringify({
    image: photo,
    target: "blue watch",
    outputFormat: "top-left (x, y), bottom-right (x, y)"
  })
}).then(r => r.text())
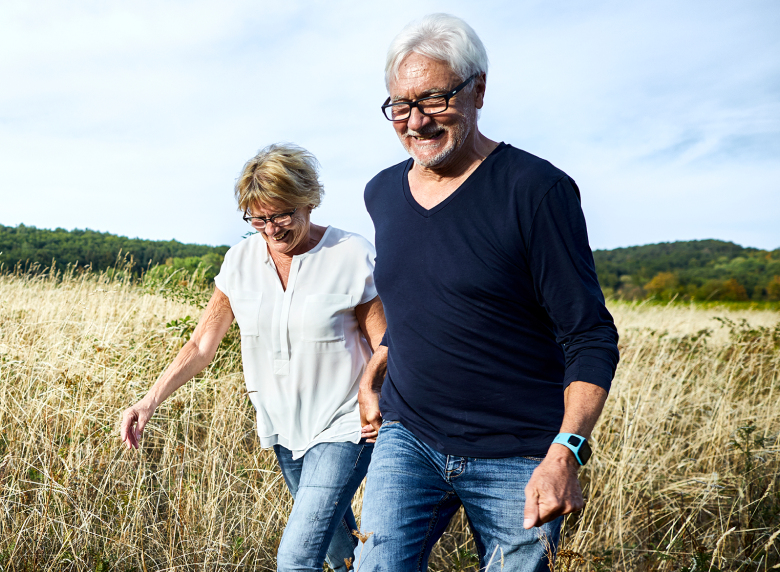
top-left (552, 433), bottom-right (592, 466)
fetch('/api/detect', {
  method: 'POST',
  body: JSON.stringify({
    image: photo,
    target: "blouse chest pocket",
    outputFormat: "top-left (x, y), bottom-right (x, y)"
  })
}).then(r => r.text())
top-left (230, 290), bottom-right (263, 337)
top-left (302, 294), bottom-right (352, 342)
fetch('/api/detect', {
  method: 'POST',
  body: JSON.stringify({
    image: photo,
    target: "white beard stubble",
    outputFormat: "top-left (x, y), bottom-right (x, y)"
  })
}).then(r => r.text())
top-left (403, 111), bottom-right (475, 169)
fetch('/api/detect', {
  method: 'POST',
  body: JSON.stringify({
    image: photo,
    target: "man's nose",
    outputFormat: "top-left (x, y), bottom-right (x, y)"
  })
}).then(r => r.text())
top-left (406, 106), bottom-right (431, 131)
top-left (264, 222), bottom-right (279, 235)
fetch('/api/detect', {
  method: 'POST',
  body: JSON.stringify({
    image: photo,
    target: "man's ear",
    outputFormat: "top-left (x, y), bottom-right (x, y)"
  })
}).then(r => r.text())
top-left (475, 72), bottom-right (487, 109)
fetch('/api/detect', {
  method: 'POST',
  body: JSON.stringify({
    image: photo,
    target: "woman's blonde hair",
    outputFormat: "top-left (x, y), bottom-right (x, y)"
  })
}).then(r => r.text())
top-left (235, 143), bottom-right (324, 213)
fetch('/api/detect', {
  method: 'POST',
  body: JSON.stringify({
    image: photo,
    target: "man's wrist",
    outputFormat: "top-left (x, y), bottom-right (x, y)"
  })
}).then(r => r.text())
top-left (548, 443), bottom-right (581, 469)
top-left (552, 433), bottom-right (592, 466)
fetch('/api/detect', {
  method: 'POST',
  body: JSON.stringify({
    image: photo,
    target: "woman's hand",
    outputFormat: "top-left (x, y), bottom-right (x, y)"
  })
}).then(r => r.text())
top-left (120, 398), bottom-right (157, 450)
top-left (360, 423), bottom-right (378, 442)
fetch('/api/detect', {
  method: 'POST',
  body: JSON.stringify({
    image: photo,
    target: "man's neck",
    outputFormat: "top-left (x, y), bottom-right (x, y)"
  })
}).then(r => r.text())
top-left (409, 131), bottom-right (499, 210)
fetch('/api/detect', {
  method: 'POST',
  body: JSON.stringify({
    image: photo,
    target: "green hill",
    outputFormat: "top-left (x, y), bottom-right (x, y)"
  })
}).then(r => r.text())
top-left (594, 239), bottom-right (780, 301)
top-left (0, 223), bottom-right (228, 279)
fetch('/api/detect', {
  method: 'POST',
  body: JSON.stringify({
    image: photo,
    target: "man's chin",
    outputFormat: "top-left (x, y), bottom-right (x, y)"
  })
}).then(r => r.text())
top-left (406, 145), bottom-right (453, 169)
top-left (410, 147), bottom-right (454, 169)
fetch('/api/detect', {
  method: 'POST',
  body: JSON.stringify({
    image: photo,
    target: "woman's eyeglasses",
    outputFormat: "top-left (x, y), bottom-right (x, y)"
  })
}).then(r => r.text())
top-left (243, 208), bottom-right (297, 228)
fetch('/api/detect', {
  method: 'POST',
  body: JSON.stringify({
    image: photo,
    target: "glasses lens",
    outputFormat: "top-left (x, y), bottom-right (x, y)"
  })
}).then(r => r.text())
top-left (272, 215), bottom-right (292, 226)
top-left (419, 96), bottom-right (447, 115)
top-left (384, 103), bottom-right (410, 121)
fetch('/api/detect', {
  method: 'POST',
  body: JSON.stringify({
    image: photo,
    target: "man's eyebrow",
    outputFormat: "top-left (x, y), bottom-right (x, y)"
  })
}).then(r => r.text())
top-left (390, 87), bottom-right (449, 103)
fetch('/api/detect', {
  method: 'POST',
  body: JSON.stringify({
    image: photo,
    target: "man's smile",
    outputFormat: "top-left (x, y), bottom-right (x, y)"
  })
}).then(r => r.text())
top-left (408, 128), bottom-right (446, 142)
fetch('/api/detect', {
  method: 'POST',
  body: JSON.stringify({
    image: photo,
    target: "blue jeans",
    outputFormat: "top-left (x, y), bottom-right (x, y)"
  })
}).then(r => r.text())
top-left (356, 422), bottom-right (562, 572)
top-left (274, 440), bottom-right (373, 572)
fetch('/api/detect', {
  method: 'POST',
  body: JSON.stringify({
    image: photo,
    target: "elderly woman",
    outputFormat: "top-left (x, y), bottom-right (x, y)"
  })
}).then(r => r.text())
top-left (120, 143), bottom-right (386, 572)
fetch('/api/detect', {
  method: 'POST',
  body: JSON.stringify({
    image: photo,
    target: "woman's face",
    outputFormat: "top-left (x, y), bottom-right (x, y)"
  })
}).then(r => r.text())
top-left (249, 200), bottom-right (312, 257)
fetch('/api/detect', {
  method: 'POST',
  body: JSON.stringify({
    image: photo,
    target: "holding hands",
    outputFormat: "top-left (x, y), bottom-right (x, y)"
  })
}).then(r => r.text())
top-left (358, 345), bottom-right (387, 444)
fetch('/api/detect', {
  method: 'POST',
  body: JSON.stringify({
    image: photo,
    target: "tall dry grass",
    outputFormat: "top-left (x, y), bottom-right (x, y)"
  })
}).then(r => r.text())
top-left (0, 268), bottom-right (778, 571)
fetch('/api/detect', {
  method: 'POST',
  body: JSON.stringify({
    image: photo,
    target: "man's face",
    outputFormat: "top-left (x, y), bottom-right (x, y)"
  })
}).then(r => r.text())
top-left (387, 53), bottom-right (482, 169)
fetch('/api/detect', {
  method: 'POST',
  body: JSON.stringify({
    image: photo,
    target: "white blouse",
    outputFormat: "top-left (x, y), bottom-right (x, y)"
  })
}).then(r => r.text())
top-left (214, 227), bottom-right (377, 459)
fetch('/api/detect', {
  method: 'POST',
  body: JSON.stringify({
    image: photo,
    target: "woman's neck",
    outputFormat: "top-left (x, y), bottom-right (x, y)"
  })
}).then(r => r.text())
top-left (268, 224), bottom-right (327, 289)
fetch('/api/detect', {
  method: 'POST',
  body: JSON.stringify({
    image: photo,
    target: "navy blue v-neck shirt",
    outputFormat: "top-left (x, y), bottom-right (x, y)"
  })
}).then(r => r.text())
top-left (364, 143), bottom-right (619, 458)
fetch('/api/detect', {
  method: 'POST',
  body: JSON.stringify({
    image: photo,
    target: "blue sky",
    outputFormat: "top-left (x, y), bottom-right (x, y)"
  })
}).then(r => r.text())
top-left (1, 0), bottom-right (778, 251)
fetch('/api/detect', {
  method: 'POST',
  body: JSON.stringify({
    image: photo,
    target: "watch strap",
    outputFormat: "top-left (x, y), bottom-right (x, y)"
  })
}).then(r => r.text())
top-left (552, 433), bottom-right (591, 466)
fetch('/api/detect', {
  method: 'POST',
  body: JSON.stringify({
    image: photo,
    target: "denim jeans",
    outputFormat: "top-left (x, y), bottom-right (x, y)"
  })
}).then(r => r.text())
top-left (274, 440), bottom-right (373, 572)
top-left (356, 422), bottom-right (562, 572)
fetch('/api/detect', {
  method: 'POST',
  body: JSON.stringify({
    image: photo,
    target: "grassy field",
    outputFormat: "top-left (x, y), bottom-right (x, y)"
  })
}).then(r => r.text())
top-left (0, 268), bottom-right (778, 571)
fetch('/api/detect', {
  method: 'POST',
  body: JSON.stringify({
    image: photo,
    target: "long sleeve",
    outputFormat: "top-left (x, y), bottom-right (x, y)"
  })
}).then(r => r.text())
top-left (527, 177), bottom-right (620, 392)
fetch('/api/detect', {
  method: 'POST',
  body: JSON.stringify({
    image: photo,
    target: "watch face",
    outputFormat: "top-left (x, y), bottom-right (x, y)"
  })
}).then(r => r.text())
top-left (580, 441), bottom-right (592, 465)
top-left (567, 435), bottom-right (582, 447)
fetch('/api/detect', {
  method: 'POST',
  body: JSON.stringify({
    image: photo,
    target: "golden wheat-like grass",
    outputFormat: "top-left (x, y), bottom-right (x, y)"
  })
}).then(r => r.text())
top-left (0, 269), bottom-right (778, 571)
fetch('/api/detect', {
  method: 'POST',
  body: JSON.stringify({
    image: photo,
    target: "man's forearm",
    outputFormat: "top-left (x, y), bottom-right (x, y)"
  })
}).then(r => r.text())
top-left (559, 381), bottom-right (608, 439)
top-left (361, 345), bottom-right (388, 393)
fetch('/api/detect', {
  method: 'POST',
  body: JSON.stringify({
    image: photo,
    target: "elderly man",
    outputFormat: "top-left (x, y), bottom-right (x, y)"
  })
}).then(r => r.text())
top-left (355, 13), bottom-right (620, 571)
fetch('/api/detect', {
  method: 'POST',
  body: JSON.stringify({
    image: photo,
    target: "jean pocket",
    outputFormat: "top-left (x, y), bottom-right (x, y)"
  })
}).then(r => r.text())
top-left (521, 456), bottom-right (545, 462)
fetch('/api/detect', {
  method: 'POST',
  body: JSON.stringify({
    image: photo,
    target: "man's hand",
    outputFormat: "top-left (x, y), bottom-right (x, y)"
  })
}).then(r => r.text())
top-left (359, 385), bottom-right (382, 443)
top-left (523, 445), bottom-right (584, 529)
top-left (358, 345), bottom-right (387, 443)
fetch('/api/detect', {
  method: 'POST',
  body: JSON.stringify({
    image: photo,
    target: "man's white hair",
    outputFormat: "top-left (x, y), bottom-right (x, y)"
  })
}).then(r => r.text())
top-left (385, 13), bottom-right (489, 90)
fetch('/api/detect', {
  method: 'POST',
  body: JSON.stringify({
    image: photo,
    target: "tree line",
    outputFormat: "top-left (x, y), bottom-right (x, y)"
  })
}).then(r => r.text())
top-left (0, 223), bottom-right (228, 282)
top-left (2, 224), bottom-right (778, 302)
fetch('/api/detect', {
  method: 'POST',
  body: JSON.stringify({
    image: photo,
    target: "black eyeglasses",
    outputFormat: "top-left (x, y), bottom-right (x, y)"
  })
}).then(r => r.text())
top-left (243, 207), bottom-right (297, 228)
top-left (381, 73), bottom-right (478, 122)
